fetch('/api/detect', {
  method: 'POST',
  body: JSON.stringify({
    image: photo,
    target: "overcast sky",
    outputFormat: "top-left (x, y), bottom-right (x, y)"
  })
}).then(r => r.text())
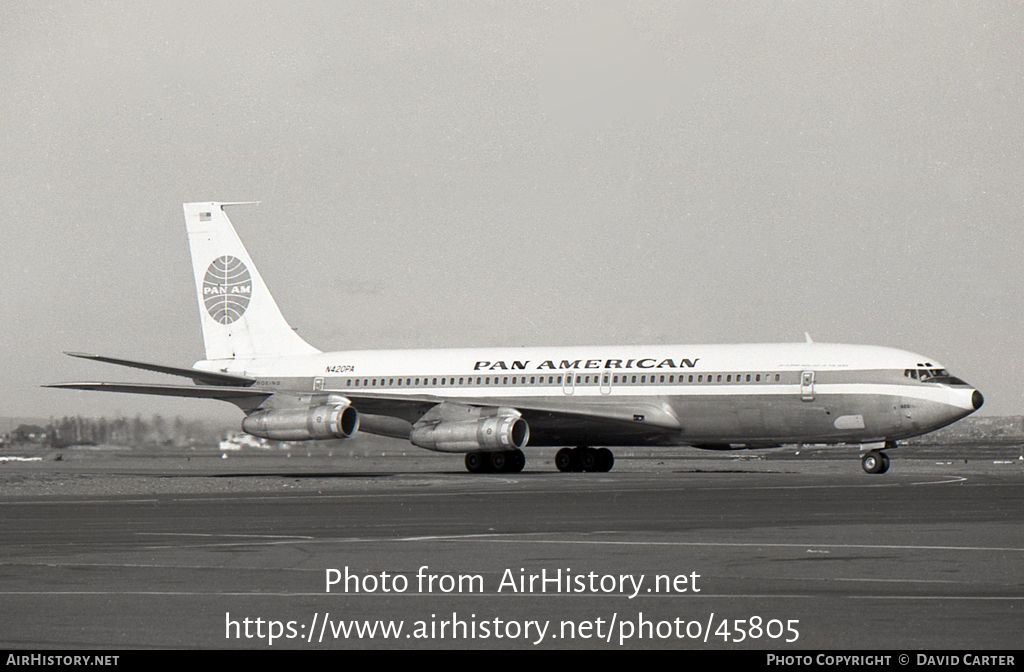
top-left (2, 1), bottom-right (1021, 422)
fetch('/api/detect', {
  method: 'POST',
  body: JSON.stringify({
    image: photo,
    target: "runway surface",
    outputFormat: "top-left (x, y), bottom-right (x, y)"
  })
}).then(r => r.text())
top-left (1, 444), bottom-right (1022, 649)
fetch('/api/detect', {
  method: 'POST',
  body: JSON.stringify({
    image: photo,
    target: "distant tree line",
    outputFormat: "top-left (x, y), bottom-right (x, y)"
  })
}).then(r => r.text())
top-left (907, 415), bottom-right (1024, 444)
top-left (10, 415), bottom-right (229, 449)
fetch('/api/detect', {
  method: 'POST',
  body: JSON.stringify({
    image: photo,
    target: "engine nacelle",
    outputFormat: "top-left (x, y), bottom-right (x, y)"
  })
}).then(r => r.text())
top-left (242, 402), bottom-right (359, 441)
top-left (410, 415), bottom-right (529, 453)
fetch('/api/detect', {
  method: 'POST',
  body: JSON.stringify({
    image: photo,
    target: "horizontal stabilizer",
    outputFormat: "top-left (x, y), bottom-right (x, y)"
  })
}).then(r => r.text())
top-left (44, 382), bottom-right (270, 401)
top-left (64, 352), bottom-right (255, 387)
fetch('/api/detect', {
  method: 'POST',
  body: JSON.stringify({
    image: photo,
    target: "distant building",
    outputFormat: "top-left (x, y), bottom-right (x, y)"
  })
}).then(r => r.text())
top-left (219, 431), bottom-right (271, 451)
top-left (11, 425), bottom-right (48, 444)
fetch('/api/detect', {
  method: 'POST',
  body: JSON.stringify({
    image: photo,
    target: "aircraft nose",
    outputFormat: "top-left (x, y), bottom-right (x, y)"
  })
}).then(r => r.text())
top-left (972, 389), bottom-right (984, 411)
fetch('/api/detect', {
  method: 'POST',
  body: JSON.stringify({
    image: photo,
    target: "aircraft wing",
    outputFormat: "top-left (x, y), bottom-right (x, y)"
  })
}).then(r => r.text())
top-left (339, 393), bottom-right (683, 446)
top-left (47, 377), bottom-right (682, 445)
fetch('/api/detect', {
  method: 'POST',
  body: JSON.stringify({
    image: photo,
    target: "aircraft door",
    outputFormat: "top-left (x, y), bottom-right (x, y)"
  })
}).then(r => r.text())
top-left (562, 371), bottom-right (575, 395)
top-left (600, 369), bottom-right (612, 395)
top-left (800, 371), bottom-right (815, 401)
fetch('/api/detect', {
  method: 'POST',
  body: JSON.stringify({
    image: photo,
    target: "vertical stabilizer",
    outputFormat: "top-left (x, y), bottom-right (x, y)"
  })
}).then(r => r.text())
top-left (183, 202), bottom-right (321, 361)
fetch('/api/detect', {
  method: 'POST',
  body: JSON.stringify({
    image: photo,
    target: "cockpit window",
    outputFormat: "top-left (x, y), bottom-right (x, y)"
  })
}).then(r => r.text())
top-left (905, 368), bottom-right (967, 385)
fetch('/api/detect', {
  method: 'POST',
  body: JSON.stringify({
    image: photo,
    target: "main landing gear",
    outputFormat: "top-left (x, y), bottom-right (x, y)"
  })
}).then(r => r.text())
top-left (861, 444), bottom-right (893, 474)
top-left (465, 449), bottom-right (525, 474)
top-left (555, 446), bottom-right (615, 473)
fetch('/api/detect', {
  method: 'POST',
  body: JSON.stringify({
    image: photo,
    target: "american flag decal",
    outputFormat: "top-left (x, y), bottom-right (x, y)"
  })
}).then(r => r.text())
top-left (199, 212), bottom-right (211, 221)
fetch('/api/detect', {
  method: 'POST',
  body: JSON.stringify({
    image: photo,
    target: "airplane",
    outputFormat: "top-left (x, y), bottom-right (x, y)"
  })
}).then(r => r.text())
top-left (47, 202), bottom-right (984, 474)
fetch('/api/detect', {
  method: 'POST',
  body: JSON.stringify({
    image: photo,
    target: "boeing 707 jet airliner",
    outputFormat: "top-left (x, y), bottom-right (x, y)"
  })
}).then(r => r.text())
top-left (49, 202), bottom-right (984, 474)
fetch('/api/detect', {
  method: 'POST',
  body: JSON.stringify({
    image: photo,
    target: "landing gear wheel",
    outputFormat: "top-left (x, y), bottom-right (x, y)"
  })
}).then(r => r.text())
top-left (555, 447), bottom-right (577, 472)
top-left (555, 447), bottom-right (613, 473)
top-left (507, 449), bottom-right (526, 473)
top-left (489, 451), bottom-right (508, 472)
top-left (465, 452), bottom-right (487, 473)
top-left (879, 453), bottom-right (890, 474)
top-left (862, 451), bottom-right (885, 474)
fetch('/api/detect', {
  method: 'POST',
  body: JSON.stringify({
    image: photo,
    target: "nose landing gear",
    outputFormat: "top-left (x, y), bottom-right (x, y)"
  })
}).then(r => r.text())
top-left (861, 450), bottom-right (891, 474)
top-left (555, 446), bottom-right (615, 473)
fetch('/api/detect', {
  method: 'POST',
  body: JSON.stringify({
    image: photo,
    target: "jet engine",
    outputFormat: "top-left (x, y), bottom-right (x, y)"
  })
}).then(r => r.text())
top-left (410, 415), bottom-right (529, 453)
top-left (242, 400), bottom-right (359, 441)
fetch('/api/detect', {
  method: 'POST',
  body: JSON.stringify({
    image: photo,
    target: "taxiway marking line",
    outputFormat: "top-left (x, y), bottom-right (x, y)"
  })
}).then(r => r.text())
top-left (0, 591), bottom-right (1019, 600)
top-left (0, 591), bottom-right (810, 598)
top-left (0, 475), bottom-right (994, 507)
top-left (136, 532), bottom-right (315, 539)
top-left (137, 533), bottom-right (1024, 553)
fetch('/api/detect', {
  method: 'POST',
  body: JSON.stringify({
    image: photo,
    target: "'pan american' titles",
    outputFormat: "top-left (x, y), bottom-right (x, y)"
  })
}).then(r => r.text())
top-left (473, 358), bottom-right (700, 371)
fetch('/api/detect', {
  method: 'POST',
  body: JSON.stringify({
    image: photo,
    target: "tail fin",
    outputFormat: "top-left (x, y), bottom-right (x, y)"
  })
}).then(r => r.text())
top-left (183, 202), bottom-right (321, 361)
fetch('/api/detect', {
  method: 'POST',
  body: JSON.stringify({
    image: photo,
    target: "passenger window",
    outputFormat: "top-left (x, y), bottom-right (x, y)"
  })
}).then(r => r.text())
top-left (503, 377), bottom-right (508, 384)
top-left (726, 375), bottom-right (732, 382)
top-left (746, 374), bottom-right (751, 382)
top-left (717, 375), bottom-right (722, 382)
top-left (347, 379), bottom-right (352, 387)
top-left (774, 374), bottom-right (780, 382)
top-left (755, 374), bottom-right (760, 382)
top-left (631, 375), bottom-right (637, 383)
top-left (432, 378), bottom-right (437, 385)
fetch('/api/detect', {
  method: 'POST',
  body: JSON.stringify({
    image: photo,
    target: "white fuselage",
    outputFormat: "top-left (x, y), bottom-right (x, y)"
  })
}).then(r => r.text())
top-left (199, 342), bottom-right (980, 448)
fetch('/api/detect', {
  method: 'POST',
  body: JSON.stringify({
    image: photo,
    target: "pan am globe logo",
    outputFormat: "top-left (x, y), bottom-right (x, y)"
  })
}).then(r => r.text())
top-left (202, 256), bottom-right (252, 324)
